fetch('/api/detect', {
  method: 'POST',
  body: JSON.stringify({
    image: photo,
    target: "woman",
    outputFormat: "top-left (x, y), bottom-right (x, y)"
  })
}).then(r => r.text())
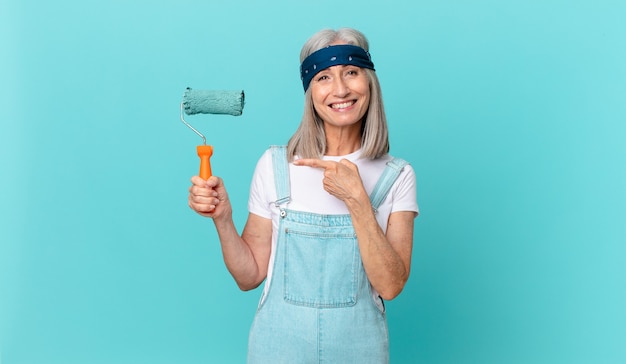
top-left (188, 27), bottom-right (418, 363)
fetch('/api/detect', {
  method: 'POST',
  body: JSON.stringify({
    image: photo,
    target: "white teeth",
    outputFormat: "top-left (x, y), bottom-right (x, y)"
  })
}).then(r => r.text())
top-left (331, 101), bottom-right (354, 109)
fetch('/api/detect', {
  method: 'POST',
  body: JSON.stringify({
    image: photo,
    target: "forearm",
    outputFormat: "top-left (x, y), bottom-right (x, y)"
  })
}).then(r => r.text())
top-left (189, 175), bottom-right (269, 290)
top-left (213, 216), bottom-right (264, 290)
top-left (345, 194), bottom-right (409, 300)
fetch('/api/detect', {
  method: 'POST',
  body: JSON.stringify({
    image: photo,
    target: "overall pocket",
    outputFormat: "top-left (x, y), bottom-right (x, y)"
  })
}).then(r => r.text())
top-left (283, 228), bottom-right (361, 308)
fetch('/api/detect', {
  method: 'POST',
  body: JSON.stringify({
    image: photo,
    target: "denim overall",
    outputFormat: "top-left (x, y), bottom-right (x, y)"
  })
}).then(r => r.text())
top-left (247, 146), bottom-right (408, 364)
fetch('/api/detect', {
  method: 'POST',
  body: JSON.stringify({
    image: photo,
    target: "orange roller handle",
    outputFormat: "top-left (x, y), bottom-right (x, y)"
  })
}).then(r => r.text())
top-left (197, 145), bottom-right (213, 180)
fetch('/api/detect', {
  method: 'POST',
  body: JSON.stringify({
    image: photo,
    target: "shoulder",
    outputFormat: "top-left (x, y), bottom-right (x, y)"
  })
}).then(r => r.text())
top-left (248, 148), bottom-right (279, 216)
top-left (389, 155), bottom-right (417, 185)
top-left (375, 154), bottom-right (417, 193)
top-left (251, 148), bottom-right (277, 185)
top-left (385, 154), bottom-right (415, 173)
top-left (358, 154), bottom-right (414, 176)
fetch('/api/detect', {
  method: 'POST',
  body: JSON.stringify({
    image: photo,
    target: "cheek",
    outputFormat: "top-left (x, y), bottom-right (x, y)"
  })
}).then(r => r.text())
top-left (358, 87), bottom-right (371, 106)
top-left (312, 96), bottom-right (326, 112)
top-left (353, 78), bottom-right (370, 97)
top-left (310, 86), bottom-right (325, 102)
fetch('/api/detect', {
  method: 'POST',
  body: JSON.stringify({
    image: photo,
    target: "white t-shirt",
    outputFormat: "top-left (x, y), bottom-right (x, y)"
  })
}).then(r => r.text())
top-left (248, 148), bottom-right (419, 296)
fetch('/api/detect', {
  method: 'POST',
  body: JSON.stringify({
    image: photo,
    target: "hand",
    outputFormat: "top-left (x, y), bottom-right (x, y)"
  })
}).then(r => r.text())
top-left (188, 175), bottom-right (232, 220)
top-left (294, 158), bottom-right (366, 203)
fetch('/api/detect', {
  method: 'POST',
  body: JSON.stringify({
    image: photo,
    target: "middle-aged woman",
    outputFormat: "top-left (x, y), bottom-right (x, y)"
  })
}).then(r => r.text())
top-left (188, 27), bottom-right (419, 363)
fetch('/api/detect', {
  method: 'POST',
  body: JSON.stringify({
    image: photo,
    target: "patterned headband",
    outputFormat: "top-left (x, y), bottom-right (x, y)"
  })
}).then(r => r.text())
top-left (300, 44), bottom-right (375, 92)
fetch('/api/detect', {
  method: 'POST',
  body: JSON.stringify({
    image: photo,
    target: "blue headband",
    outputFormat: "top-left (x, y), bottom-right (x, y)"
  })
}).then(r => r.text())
top-left (300, 44), bottom-right (375, 92)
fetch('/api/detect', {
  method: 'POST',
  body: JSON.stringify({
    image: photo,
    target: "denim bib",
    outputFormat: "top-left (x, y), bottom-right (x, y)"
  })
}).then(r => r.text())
top-left (247, 146), bottom-right (408, 364)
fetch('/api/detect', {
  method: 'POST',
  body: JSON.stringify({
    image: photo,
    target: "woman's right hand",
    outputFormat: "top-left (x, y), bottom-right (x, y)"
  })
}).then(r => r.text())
top-left (188, 175), bottom-right (232, 220)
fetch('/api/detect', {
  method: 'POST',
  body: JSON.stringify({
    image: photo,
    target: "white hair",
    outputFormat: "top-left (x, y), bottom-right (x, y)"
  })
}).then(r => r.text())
top-left (287, 28), bottom-right (389, 160)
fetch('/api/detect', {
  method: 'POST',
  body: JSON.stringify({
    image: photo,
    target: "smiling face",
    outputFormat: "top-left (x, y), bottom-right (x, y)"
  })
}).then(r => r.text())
top-left (309, 64), bottom-right (371, 134)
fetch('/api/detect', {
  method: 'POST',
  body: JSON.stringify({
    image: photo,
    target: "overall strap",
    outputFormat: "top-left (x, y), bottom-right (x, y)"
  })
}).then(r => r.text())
top-left (270, 145), bottom-right (291, 206)
top-left (369, 158), bottom-right (409, 212)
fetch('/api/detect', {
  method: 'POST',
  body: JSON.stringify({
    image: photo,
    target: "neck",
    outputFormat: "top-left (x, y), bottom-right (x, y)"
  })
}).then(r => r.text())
top-left (324, 124), bottom-right (362, 156)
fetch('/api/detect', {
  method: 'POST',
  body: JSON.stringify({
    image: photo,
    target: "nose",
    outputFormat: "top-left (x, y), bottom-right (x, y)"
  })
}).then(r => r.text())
top-left (332, 76), bottom-right (350, 98)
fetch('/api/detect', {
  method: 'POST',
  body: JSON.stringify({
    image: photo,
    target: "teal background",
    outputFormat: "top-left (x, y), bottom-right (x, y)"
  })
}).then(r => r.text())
top-left (1, 0), bottom-right (625, 363)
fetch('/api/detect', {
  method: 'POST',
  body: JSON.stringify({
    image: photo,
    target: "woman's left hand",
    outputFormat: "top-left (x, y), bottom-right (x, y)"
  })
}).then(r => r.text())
top-left (294, 158), bottom-right (367, 203)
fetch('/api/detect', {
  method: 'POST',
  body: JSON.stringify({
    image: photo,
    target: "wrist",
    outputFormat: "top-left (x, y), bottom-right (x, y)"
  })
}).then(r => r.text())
top-left (345, 190), bottom-right (372, 215)
top-left (212, 209), bottom-right (234, 228)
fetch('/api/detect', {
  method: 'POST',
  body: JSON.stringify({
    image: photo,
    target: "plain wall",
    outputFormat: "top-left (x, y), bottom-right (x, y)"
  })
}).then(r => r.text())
top-left (1, 0), bottom-right (625, 363)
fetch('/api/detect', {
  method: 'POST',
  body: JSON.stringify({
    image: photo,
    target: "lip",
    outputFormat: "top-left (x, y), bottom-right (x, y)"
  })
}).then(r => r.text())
top-left (329, 100), bottom-right (357, 110)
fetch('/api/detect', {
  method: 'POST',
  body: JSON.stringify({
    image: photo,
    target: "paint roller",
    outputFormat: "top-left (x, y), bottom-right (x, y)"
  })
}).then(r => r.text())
top-left (180, 87), bottom-right (245, 179)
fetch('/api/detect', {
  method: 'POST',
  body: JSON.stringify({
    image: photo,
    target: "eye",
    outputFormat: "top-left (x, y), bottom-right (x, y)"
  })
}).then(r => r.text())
top-left (316, 74), bottom-right (330, 81)
top-left (345, 67), bottom-right (360, 76)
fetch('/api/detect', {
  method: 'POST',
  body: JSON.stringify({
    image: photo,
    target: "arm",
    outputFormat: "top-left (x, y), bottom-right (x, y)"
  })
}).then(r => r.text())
top-left (293, 159), bottom-right (415, 300)
top-left (344, 196), bottom-right (414, 300)
top-left (188, 175), bottom-right (272, 291)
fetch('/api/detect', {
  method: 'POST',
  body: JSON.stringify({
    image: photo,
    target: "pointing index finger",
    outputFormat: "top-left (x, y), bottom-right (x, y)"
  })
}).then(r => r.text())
top-left (293, 158), bottom-right (334, 170)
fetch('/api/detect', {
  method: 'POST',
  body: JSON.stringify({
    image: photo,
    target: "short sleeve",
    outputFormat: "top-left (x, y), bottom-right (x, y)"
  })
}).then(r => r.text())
top-left (248, 150), bottom-right (275, 219)
top-left (391, 164), bottom-right (419, 216)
